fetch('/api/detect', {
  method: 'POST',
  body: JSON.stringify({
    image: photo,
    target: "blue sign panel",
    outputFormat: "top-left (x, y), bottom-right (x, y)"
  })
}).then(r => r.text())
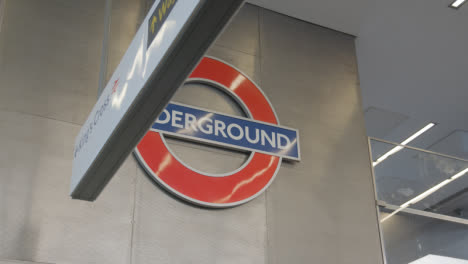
top-left (152, 102), bottom-right (300, 160)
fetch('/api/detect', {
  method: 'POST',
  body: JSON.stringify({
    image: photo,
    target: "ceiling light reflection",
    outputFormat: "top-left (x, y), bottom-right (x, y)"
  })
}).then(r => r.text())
top-left (380, 168), bottom-right (468, 222)
top-left (451, 0), bottom-right (466, 8)
top-left (373, 123), bottom-right (435, 167)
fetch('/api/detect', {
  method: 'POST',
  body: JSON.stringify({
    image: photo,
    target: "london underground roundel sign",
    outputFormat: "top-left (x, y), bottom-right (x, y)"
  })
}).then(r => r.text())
top-left (135, 57), bottom-right (300, 208)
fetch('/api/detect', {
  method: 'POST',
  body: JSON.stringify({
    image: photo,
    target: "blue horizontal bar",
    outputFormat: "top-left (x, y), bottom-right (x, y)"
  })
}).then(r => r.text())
top-left (152, 102), bottom-right (300, 160)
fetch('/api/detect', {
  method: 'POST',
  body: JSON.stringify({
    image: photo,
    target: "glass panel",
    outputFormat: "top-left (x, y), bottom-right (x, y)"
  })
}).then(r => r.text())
top-left (371, 139), bottom-right (468, 219)
top-left (378, 207), bottom-right (468, 264)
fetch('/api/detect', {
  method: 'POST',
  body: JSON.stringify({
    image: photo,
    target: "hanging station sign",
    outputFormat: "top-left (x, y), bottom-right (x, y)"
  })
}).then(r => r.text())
top-left (135, 57), bottom-right (300, 208)
top-left (71, 0), bottom-right (245, 201)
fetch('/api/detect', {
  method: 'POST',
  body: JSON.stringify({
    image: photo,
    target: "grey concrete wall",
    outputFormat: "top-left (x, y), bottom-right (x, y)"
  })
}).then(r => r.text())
top-left (0, 1), bottom-right (382, 263)
top-left (258, 10), bottom-right (383, 264)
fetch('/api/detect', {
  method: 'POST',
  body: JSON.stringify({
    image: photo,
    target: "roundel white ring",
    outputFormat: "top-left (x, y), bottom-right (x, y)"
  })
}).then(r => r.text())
top-left (134, 56), bottom-right (283, 208)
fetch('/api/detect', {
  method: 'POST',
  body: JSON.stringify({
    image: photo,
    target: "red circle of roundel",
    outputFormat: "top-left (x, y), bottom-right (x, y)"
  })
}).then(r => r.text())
top-left (135, 57), bottom-right (282, 207)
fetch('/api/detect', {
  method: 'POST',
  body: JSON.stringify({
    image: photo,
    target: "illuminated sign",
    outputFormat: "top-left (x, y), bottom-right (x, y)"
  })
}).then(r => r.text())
top-left (135, 57), bottom-right (300, 208)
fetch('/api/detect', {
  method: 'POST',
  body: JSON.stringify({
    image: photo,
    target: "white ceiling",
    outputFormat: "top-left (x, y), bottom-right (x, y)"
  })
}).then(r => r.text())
top-left (249, 0), bottom-right (468, 219)
top-left (357, 0), bottom-right (468, 155)
top-left (249, 0), bottom-right (468, 158)
top-left (247, 0), bottom-right (373, 35)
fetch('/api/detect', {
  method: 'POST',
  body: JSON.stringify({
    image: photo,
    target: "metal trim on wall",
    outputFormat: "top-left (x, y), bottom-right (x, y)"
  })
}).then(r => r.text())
top-left (369, 137), bottom-right (468, 163)
top-left (377, 200), bottom-right (468, 226)
top-left (368, 137), bottom-right (389, 264)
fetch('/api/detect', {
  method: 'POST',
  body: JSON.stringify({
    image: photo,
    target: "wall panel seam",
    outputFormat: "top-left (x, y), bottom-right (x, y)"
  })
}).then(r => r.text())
top-left (258, 6), bottom-right (269, 264)
top-left (128, 160), bottom-right (139, 264)
top-left (0, 108), bottom-right (82, 127)
top-left (0, 0), bottom-right (5, 33)
top-left (0, 259), bottom-right (55, 264)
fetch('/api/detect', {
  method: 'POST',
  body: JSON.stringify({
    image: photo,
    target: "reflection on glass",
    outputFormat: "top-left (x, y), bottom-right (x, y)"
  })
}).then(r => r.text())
top-left (372, 138), bottom-right (468, 263)
top-left (379, 208), bottom-right (468, 264)
top-left (373, 123), bottom-right (435, 167)
top-left (371, 139), bottom-right (468, 220)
